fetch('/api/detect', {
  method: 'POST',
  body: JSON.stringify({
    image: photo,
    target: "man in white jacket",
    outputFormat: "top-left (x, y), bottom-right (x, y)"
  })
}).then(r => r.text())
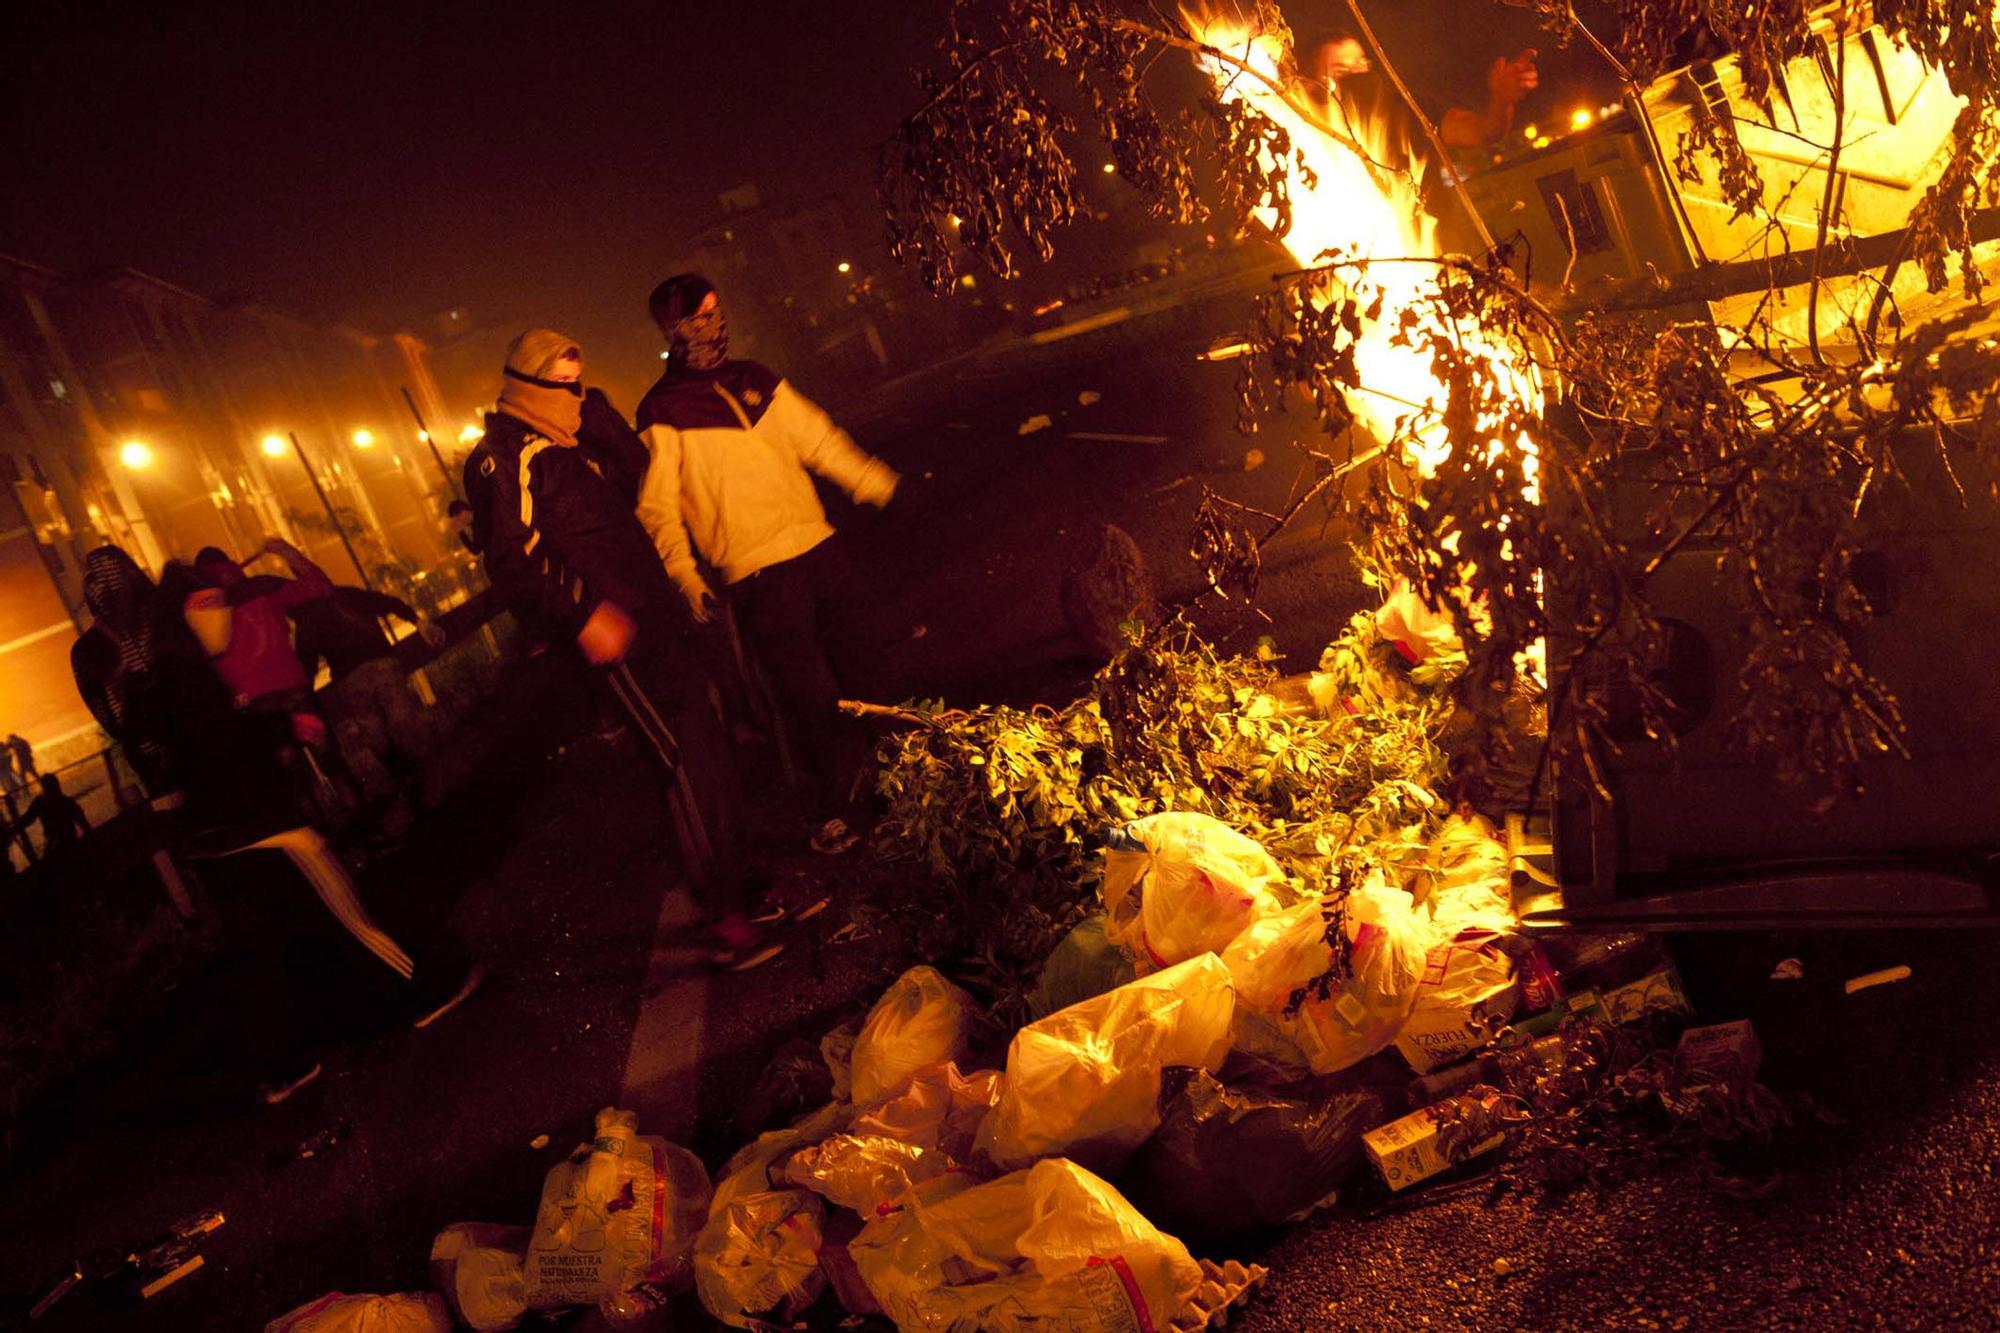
top-left (635, 275), bottom-right (899, 843)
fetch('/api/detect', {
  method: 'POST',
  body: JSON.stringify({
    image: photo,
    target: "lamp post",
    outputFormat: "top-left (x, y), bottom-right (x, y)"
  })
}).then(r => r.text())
top-left (399, 385), bottom-right (462, 501)
top-left (265, 432), bottom-right (374, 589)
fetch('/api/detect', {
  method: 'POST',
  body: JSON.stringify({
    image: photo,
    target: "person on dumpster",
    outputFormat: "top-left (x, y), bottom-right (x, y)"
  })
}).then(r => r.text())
top-left (462, 329), bottom-right (770, 967)
top-left (290, 580), bottom-right (445, 840)
top-left (71, 545), bottom-right (480, 1103)
top-left (635, 274), bottom-right (900, 856)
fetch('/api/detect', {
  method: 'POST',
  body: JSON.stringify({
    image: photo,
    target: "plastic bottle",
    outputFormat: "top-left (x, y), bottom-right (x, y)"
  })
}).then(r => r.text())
top-left (583, 1107), bottom-right (637, 1203)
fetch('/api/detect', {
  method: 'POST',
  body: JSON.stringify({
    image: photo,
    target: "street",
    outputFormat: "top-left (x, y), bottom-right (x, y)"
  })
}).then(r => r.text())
top-left (6, 308), bottom-right (2000, 1331)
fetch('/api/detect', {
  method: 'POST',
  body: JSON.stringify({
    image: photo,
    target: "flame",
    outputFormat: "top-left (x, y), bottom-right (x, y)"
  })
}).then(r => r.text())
top-left (1181, 8), bottom-right (1540, 495)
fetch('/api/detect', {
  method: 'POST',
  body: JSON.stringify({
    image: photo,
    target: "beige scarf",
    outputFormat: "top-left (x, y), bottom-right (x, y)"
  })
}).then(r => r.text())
top-left (497, 328), bottom-right (584, 444)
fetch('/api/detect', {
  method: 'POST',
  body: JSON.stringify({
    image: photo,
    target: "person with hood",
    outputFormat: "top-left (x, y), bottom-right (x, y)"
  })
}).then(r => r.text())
top-left (463, 330), bottom-right (764, 962)
top-left (635, 275), bottom-right (899, 851)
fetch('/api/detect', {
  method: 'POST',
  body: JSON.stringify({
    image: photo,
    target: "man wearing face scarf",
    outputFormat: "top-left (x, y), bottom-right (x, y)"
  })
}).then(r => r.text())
top-left (635, 276), bottom-right (899, 849)
top-left (465, 330), bottom-right (757, 954)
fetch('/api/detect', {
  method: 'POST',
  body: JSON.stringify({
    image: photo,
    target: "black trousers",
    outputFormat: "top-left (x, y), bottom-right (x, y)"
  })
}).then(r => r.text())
top-left (603, 616), bottom-right (744, 914)
top-left (729, 537), bottom-right (872, 811)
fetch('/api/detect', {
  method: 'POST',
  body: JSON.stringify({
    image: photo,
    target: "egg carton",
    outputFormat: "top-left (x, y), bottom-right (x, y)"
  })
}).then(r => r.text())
top-left (1168, 1258), bottom-right (1270, 1331)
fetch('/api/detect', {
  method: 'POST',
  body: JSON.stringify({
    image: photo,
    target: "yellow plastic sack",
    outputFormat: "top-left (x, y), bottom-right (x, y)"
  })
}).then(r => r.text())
top-left (522, 1108), bottom-right (713, 1307)
top-left (429, 1223), bottom-right (528, 1331)
top-left (850, 1157), bottom-right (1201, 1332)
top-left (1417, 814), bottom-right (1515, 936)
top-left (1222, 879), bottom-right (1437, 1074)
top-left (691, 1189), bottom-right (826, 1329)
top-left (1101, 813), bottom-right (1285, 970)
top-left (781, 1133), bottom-right (961, 1214)
top-left (264, 1292), bottom-right (451, 1333)
top-left (976, 954), bottom-right (1235, 1172)
top-left (851, 966), bottom-right (976, 1104)
top-left (849, 1061), bottom-right (1002, 1164)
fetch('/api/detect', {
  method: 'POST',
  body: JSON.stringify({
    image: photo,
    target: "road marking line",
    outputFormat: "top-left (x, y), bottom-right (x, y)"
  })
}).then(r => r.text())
top-left (619, 883), bottom-right (707, 1141)
top-left (1066, 431), bottom-right (1169, 444)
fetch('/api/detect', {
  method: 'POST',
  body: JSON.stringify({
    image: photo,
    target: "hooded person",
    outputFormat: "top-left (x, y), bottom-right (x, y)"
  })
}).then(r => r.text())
top-left (634, 275), bottom-right (900, 851)
top-left (463, 329), bottom-right (765, 962)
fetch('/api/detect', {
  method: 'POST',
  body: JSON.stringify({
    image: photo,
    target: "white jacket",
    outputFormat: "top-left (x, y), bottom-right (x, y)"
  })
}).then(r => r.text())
top-left (634, 362), bottom-right (897, 597)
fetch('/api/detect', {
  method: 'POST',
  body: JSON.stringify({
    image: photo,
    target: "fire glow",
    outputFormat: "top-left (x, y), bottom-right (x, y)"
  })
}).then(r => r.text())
top-left (1180, 8), bottom-right (1541, 497)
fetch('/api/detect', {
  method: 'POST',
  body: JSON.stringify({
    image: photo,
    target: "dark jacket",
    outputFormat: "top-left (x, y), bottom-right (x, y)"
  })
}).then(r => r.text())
top-left (463, 408), bottom-right (684, 643)
top-left (291, 586), bottom-right (416, 682)
top-left (580, 386), bottom-right (650, 508)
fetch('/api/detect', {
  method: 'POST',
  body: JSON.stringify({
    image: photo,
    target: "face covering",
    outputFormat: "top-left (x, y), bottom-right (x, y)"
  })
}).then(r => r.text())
top-left (498, 367), bottom-right (585, 444)
top-left (673, 305), bottom-right (729, 371)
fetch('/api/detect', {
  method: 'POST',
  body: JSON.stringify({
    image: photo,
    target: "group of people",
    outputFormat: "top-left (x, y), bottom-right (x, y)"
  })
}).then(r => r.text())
top-left (461, 273), bottom-right (900, 963)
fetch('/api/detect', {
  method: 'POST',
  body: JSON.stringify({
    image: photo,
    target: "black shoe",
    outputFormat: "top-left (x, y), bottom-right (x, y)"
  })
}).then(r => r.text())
top-left (410, 964), bottom-right (485, 1029)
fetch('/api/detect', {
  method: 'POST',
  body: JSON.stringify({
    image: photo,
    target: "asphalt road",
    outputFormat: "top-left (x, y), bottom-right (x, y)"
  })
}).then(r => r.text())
top-left (6, 301), bottom-right (2000, 1331)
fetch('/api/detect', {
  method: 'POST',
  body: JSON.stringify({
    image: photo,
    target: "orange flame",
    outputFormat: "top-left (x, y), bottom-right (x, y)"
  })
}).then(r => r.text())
top-left (1182, 8), bottom-right (1540, 495)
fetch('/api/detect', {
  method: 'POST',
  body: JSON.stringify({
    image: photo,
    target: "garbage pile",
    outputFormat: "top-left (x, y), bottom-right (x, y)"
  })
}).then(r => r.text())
top-left (248, 596), bottom-right (1773, 1330)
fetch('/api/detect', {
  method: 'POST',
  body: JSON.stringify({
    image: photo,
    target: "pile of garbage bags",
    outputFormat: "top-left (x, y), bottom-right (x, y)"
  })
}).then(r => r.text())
top-left (268, 803), bottom-right (1720, 1330)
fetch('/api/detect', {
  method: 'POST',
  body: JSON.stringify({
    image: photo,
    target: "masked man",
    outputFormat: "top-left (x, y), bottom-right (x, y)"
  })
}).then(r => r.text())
top-left (635, 276), bottom-right (899, 853)
top-left (464, 329), bottom-right (763, 961)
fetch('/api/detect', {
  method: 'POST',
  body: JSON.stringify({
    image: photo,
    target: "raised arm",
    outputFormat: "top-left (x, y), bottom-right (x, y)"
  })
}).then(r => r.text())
top-left (767, 380), bottom-right (899, 508)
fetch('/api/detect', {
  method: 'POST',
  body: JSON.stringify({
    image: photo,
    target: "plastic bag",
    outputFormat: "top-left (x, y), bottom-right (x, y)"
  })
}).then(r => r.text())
top-left (851, 966), bottom-right (976, 1104)
top-left (523, 1108), bottom-right (713, 1307)
top-left (1118, 1068), bottom-right (1386, 1244)
top-left (851, 1157), bottom-right (1200, 1332)
top-left (781, 1133), bottom-right (959, 1214)
top-left (1101, 813), bottom-right (1284, 970)
top-left (264, 1292), bottom-right (451, 1333)
top-left (849, 1061), bottom-right (1002, 1163)
top-left (1417, 814), bottom-right (1515, 936)
top-left (691, 1189), bottom-right (826, 1329)
top-left (977, 953), bottom-right (1235, 1172)
top-left (820, 1019), bottom-right (859, 1103)
top-left (1374, 581), bottom-right (1461, 665)
top-left (1222, 879), bottom-right (1437, 1074)
top-left (1027, 913), bottom-right (1135, 1019)
top-left (429, 1224), bottom-right (529, 1331)
top-left (1394, 930), bottom-right (1519, 1073)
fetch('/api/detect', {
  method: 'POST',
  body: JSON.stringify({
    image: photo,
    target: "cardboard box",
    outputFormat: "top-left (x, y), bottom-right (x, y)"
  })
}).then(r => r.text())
top-left (1600, 966), bottom-right (1693, 1025)
top-left (1676, 1019), bottom-right (1761, 1084)
top-left (1363, 1095), bottom-right (1507, 1192)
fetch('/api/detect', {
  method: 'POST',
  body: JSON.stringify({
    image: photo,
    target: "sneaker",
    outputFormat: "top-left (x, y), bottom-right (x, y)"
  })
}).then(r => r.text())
top-left (810, 818), bottom-right (860, 856)
top-left (259, 1060), bottom-right (323, 1106)
top-left (410, 964), bottom-right (486, 1030)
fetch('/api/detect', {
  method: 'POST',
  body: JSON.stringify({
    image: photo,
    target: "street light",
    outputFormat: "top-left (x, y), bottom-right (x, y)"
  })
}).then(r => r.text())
top-left (351, 428), bottom-right (375, 449)
top-left (1102, 161), bottom-right (1117, 174)
top-left (261, 434), bottom-right (289, 458)
top-left (1570, 107), bottom-right (1595, 131)
top-left (837, 261), bottom-right (852, 274)
top-left (119, 440), bottom-right (156, 470)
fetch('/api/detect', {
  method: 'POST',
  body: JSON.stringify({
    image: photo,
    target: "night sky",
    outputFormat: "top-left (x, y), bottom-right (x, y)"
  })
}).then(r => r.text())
top-left (3, 1), bottom-right (1603, 401)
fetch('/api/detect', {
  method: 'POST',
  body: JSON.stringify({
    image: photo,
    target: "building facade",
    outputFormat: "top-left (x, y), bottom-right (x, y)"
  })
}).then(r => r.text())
top-left (0, 254), bottom-right (464, 760)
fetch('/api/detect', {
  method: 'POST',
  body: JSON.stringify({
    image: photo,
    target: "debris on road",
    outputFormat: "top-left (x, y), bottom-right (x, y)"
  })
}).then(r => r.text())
top-left (522, 1108), bottom-right (711, 1307)
top-left (1363, 1092), bottom-right (1511, 1192)
top-left (1243, 447), bottom-right (1265, 471)
top-left (263, 1291), bottom-right (452, 1332)
top-left (429, 1223), bottom-right (529, 1331)
top-left (527, 1133), bottom-right (549, 1150)
top-left (1078, 389), bottom-right (1102, 405)
top-left (1017, 413), bottom-right (1052, 435)
top-left (850, 966), bottom-right (976, 1104)
top-left (1846, 964), bottom-right (1912, 994)
top-left (1677, 1020), bottom-right (1763, 1085)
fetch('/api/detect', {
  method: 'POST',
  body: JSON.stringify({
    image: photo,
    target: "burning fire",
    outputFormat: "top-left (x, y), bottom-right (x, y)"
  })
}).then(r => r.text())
top-left (1180, 7), bottom-right (1540, 494)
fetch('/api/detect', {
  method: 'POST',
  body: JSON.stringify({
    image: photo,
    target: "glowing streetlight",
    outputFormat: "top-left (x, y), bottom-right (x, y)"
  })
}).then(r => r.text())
top-left (261, 434), bottom-right (289, 458)
top-left (417, 429), bottom-right (431, 442)
top-left (837, 261), bottom-right (852, 274)
top-left (458, 423), bottom-right (484, 445)
top-left (351, 428), bottom-right (375, 449)
top-left (1570, 107), bottom-right (1595, 131)
top-left (1102, 161), bottom-right (1117, 174)
top-left (119, 440), bottom-right (155, 470)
